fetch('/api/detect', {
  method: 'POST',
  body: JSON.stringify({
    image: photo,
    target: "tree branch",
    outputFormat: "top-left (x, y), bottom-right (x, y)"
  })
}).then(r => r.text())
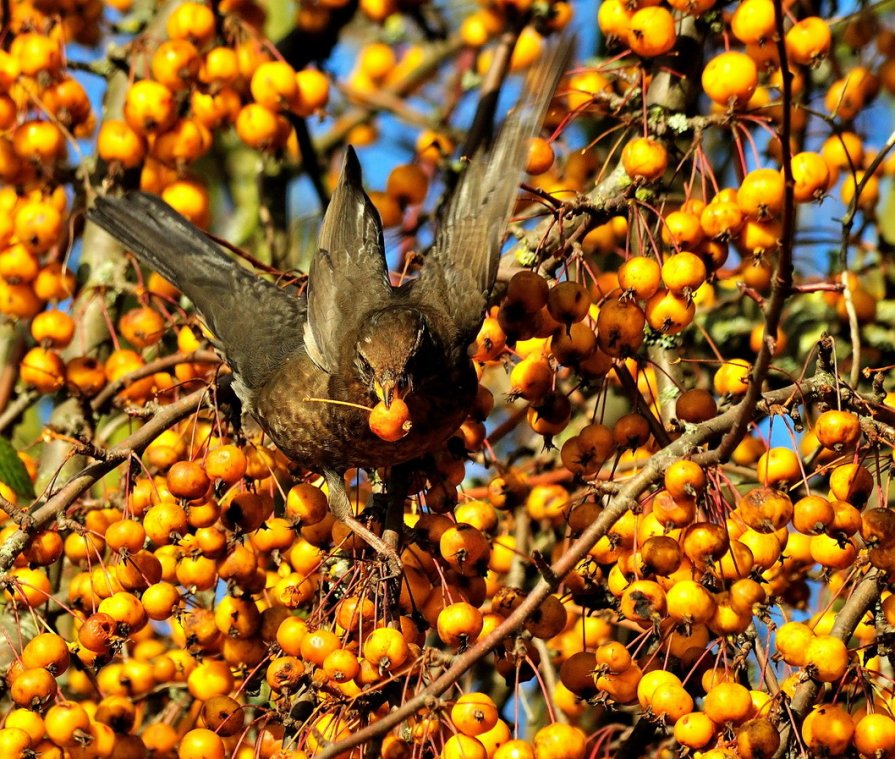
top-left (316, 372), bottom-right (844, 758)
top-left (0, 387), bottom-right (209, 573)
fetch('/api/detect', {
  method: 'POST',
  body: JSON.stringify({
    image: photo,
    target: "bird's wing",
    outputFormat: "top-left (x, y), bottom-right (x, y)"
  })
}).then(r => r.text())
top-left (304, 146), bottom-right (393, 374)
top-left (89, 193), bottom-right (306, 395)
top-left (415, 37), bottom-right (571, 344)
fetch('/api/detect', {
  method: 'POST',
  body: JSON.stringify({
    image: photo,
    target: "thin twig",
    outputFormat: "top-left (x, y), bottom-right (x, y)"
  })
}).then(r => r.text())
top-left (89, 350), bottom-right (220, 411)
top-left (837, 127), bottom-right (895, 387)
top-left (0, 389), bottom-right (41, 436)
top-left (614, 362), bottom-right (672, 447)
top-left (708, 0), bottom-right (796, 463)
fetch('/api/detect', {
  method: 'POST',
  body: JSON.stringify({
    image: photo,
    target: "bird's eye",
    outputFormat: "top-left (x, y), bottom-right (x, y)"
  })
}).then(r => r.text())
top-left (357, 353), bottom-right (372, 375)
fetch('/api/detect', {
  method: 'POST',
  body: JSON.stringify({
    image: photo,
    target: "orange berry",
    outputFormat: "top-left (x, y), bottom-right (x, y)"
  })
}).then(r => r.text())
top-left (13, 120), bottom-right (66, 163)
top-left (251, 61), bottom-right (299, 110)
top-left (21, 347), bottom-right (65, 393)
top-left (200, 695), bottom-right (244, 737)
top-left (167, 2), bottom-right (217, 46)
top-left (294, 68), bottom-right (330, 116)
top-left (792, 495), bottom-right (835, 535)
top-left (415, 129), bottom-right (454, 162)
top-left (235, 103), bottom-right (288, 151)
top-left (713, 358), bottom-right (751, 396)
top-left (731, 0), bottom-right (776, 44)
top-left (814, 409), bottom-right (861, 450)
top-left (786, 17), bottom-right (832, 66)
top-left (149, 182), bottom-right (205, 230)
top-left (700, 197), bottom-right (744, 239)
top-left (621, 137), bottom-right (668, 182)
top-left (526, 137), bottom-right (555, 175)
top-left (178, 728), bottom-right (226, 759)
top-left (66, 356), bottom-right (107, 397)
top-left (674, 711), bottom-right (717, 749)
top-left (662, 251), bottom-right (707, 294)
top-left (362, 627), bottom-right (410, 672)
top-left (299, 628), bottom-right (340, 667)
top-left (737, 168), bottom-right (786, 220)
top-left (619, 256), bottom-right (661, 300)
top-left (628, 7), bottom-right (676, 57)
top-left (662, 210), bottom-right (705, 250)
top-left (597, 0), bottom-right (633, 40)
top-left (97, 120), bottom-right (147, 168)
top-left (10, 33), bottom-right (63, 77)
top-left (437, 601), bottom-right (484, 647)
top-left (664, 460), bottom-right (706, 499)
top-left (9, 667), bottom-right (57, 708)
top-left (204, 444), bottom-right (248, 485)
top-left (802, 704), bottom-right (854, 756)
top-left (151, 40), bottom-right (201, 91)
top-left (369, 398), bottom-right (412, 442)
top-left (359, 42), bottom-right (397, 82)
top-left (119, 306), bottom-right (166, 348)
top-left (675, 388), bottom-right (717, 423)
top-left (703, 682), bottom-right (753, 725)
top-left (804, 634), bottom-right (849, 682)
top-left (702, 51), bottom-right (758, 107)
top-left (124, 80), bottom-right (177, 135)
top-left (166, 460), bottom-right (211, 500)
top-left (14, 201), bottom-right (62, 254)
top-left (644, 290), bottom-right (695, 334)
top-left (854, 713), bottom-right (895, 758)
top-left (30, 309), bottom-right (74, 348)
top-left (33, 262), bottom-right (76, 301)
top-left (386, 164), bottom-right (428, 206)
top-left (791, 151), bottom-right (832, 202)
top-left (199, 46), bottom-right (239, 87)
top-left (532, 724), bottom-right (587, 759)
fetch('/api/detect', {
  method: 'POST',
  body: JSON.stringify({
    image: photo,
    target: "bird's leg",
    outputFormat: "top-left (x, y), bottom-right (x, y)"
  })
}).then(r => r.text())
top-left (324, 469), bottom-right (402, 580)
top-left (381, 468), bottom-right (406, 561)
top-left (379, 464), bottom-right (413, 622)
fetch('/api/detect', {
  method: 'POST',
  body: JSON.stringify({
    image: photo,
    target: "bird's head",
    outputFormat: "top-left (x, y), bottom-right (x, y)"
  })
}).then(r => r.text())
top-left (355, 307), bottom-right (428, 408)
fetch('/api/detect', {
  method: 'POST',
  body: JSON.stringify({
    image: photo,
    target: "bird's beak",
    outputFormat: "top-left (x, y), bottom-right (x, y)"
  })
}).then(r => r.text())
top-left (374, 378), bottom-right (405, 409)
top-left (375, 379), bottom-right (394, 408)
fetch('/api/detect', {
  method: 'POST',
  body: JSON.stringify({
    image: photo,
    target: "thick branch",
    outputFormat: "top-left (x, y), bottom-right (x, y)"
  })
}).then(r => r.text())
top-left (775, 571), bottom-right (883, 757)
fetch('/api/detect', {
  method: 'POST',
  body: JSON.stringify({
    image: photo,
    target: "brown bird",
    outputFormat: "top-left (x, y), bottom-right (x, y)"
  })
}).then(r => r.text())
top-left (88, 42), bottom-right (568, 569)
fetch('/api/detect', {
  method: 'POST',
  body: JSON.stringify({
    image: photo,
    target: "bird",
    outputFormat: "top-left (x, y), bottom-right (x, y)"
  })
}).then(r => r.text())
top-left (87, 40), bottom-right (569, 571)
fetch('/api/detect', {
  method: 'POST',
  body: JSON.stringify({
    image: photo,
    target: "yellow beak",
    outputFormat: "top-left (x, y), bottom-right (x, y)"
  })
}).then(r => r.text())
top-left (374, 379), bottom-right (404, 409)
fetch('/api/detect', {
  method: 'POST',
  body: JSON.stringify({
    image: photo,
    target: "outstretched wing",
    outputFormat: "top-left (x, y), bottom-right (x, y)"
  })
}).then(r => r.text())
top-left (88, 193), bottom-right (306, 395)
top-left (304, 146), bottom-right (393, 374)
top-left (415, 38), bottom-right (571, 344)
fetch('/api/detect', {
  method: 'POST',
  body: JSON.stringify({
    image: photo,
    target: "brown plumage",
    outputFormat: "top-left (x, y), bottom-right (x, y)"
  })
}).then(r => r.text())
top-left (87, 41), bottom-right (569, 567)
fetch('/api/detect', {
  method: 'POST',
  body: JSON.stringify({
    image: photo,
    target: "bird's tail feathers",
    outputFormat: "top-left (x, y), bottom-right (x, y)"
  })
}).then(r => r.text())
top-left (89, 193), bottom-right (233, 292)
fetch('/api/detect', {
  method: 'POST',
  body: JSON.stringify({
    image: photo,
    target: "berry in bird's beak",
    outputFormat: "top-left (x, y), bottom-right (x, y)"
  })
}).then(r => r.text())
top-left (369, 397), bottom-right (412, 442)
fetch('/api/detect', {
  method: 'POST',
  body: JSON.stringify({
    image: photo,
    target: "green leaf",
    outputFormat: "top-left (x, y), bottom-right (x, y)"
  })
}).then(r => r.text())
top-left (0, 436), bottom-right (34, 501)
